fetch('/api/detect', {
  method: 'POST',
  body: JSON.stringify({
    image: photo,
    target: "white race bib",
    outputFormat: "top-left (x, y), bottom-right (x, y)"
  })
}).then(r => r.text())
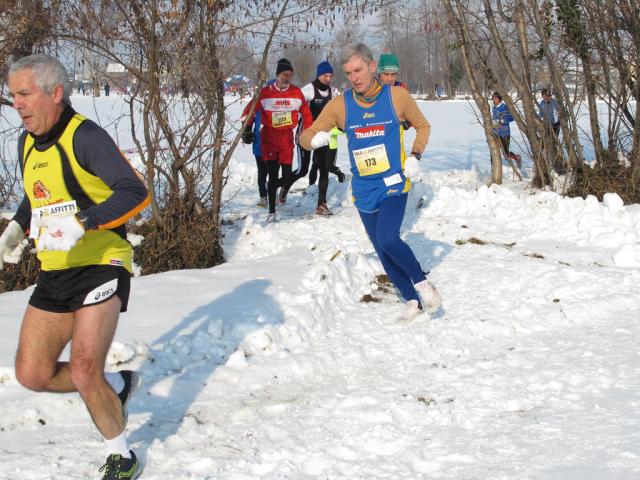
top-left (272, 111), bottom-right (293, 128)
top-left (30, 200), bottom-right (78, 239)
top-left (353, 144), bottom-right (391, 176)
top-left (383, 173), bottom-right (403, 187)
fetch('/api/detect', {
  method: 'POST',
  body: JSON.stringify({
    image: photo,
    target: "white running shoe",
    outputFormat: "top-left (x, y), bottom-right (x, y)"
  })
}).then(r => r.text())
top-left (414, 279), bottom-right (442, 313)
top-left (398, 299), bottom-right (423, 323)
top-left (266, 212), bottom-right (276, 223)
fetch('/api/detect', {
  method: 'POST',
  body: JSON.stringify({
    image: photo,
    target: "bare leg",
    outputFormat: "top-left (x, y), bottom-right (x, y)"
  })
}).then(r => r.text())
top-left (15, 296), bottom-right (125, 440)
top-left (71, 295), bottom-right (124, 439)
top-left (15, 305), bottom-right (75, 392)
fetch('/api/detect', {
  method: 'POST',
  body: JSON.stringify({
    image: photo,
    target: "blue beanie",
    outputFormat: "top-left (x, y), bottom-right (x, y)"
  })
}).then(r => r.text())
top-left (316, 61), bottom-right (333, 77)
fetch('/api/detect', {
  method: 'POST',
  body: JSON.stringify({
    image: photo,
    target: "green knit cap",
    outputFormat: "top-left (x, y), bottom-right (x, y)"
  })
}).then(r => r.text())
top-left (377, 53), bottom-right (400, 73)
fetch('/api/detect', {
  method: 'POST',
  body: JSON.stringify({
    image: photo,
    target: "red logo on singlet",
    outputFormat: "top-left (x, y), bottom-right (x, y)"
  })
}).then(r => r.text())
top-left (33, 180), bottom-right (51, 200)
top-left (354, 125), bottom-right (385, 139)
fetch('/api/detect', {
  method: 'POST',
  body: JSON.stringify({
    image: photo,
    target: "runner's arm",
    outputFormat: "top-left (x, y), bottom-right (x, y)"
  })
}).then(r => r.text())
top-left (299, 91), bottom-right (314, 129)
top-left (390, 87), bottom-right (431, 154)
top-left (12, 196), bottom-right (31, 233)
top-left (241, 88), bottom-right (265, 126)
top-left (299, 97), bottom-right (346, 150)
top-left (12, 132), bottom-right (32, 232)
top-left (73, 122), bottom-right (150, 230)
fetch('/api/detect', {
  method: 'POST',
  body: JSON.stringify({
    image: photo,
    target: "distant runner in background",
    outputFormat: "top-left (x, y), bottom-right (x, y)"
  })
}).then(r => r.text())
top-left (241, 59), bottom-right (313, 222)
top-left (538, 88), bottom-right (562, 173)
top-left (242, 79), bottom-right (278, 209)
top-left (378, 52), bottom-right (411, 130)
top-left (242, 108), bottom-right (267, 207)
top-left (284, 61), bottom-right (345, 215)
top-left (306, 63), bottom-right (346, 193)
top-left (491, 91), bottom-right (522, 169)
top-left (377, 53), bottom-right (408, 90)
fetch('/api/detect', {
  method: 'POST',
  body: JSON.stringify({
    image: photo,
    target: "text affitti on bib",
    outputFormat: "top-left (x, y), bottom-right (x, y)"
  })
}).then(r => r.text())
top-left (29, 200), bottom-right (78, 239)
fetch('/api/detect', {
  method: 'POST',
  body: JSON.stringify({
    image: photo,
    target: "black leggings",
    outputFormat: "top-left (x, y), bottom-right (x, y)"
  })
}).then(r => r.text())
top-left (499, 135), bottom-right (517, 159)
top-left (281, 146), bottom-right (335, 206)
top-left (255, 156), bottom-right (267, 198)
top-left (266, 161), bottom-right (292, 213)
top-left (314, 146), bottom-right (334, 206)
top-left (310, 147), bottom-right (341, 179)
top-left (283, 146), bottom-right (311, 191)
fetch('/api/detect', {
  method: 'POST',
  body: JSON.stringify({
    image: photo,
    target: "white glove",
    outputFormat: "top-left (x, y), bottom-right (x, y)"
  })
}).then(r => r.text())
top-left (0, 220), bottom-right (26, 270)
top-left (492, 119), bottom-right (501, 128)
top-left (310, 131), bottom-right (331, 149)
top-left (37, 215), bottom-right (85, 252)
top-left (403, 156), bottom-right (421, 179)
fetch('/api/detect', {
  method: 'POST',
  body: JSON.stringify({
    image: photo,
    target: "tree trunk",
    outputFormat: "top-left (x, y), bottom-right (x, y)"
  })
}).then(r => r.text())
top-left (444, 0), bottom-right (503, 184)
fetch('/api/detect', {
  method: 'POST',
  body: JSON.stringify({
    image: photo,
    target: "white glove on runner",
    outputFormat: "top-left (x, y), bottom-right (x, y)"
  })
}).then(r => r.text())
top-left (0, 220), bottom-right (26, 269)
top-left (37, 215), bottom-right (85, 252)
top-left (403, 156), bottom-right (421, 179)
top-left (310, 131), bottom-right (331, 149)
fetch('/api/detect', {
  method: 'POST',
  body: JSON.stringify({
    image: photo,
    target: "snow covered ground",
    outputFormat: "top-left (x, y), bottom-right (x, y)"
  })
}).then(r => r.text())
top-left (1, 95), bottom-right (639, 479)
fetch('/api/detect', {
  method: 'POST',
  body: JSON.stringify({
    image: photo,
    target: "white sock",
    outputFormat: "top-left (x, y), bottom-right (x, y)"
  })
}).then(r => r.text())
top-left (105, 371), bottom-right (125, 394)
top-left (105, 430), bottom-right (131, 458)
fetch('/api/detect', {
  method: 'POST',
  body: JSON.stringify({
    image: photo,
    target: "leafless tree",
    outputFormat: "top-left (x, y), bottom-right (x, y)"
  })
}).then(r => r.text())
top-left (443, 0), bottom-right (637, 200)
top-left (325, 21), bottom-right (367, 89)
top-left (0, 0), bottom-right (63, 209)
top-left (54, 0), bottom-right (388, 272)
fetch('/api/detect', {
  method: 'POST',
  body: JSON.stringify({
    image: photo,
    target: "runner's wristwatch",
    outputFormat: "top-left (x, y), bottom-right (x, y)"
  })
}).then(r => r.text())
top-left (410, 152), bottom-right (421, 160)
top-left (75, 211), bottom-right (91, 229)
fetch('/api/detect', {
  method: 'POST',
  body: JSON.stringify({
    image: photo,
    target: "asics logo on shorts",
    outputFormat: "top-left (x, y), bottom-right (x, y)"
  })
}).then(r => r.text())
top-left (83, 278), bottom-right (118, 305)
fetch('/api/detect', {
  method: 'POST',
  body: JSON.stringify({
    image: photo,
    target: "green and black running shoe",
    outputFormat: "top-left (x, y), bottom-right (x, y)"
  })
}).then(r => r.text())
top-left (99, 450), bottom-right (143, 479)
top-left (118, 370), bottom-right (141, 427)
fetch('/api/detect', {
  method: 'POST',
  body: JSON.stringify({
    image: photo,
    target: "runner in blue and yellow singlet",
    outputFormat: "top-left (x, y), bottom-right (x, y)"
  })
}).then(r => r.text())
top-left (344, 78), bottom-right (408, 213)
top-left (300, 43), bottom-right (442, 322)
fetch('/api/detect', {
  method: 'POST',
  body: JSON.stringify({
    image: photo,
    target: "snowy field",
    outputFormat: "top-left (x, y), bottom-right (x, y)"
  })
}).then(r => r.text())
top-left (1, 95), bottom-right (639, 479)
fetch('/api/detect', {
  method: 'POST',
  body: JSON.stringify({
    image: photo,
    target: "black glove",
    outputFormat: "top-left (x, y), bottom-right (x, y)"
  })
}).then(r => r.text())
top-left (241, 127), bottom-right (254, 145)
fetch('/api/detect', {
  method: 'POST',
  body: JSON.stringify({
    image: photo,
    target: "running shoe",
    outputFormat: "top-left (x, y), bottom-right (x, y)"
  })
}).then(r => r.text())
top-left (266, 212), bottom-right (276, 223)
top-left (315, 203), bottom-right (333, 216)
top-left (257, 196), bottom-right (267, 208)
top-left (399, 299), bottom-right (423, 322)
top-left (414, 280), bottom-right (442, 313)
top-left (99, 450), bottom-right (142, 480)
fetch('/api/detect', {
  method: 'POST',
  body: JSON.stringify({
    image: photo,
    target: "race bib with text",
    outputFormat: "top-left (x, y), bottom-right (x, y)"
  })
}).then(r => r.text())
top-left (272, 111), bottom-right (293, 128)
top-left (29, 200), bottom-right (78, 239)
top-left (353, 144), bottom-right (391, 176)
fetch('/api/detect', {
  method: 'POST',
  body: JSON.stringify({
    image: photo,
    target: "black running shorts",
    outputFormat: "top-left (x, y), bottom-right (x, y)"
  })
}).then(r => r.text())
top-left (29, 265), bottom-right (131, 313)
